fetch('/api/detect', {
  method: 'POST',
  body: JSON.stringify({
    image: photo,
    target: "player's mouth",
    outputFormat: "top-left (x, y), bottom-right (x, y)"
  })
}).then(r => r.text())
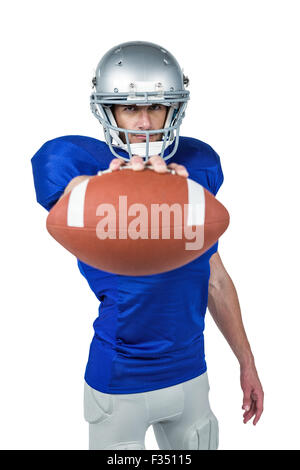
top-left (132, 134), bottom-right (159, 141)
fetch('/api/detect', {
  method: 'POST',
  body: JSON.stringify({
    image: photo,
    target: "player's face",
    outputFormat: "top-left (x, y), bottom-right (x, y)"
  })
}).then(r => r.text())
top-left (113, 104), bottom-right (168, 144)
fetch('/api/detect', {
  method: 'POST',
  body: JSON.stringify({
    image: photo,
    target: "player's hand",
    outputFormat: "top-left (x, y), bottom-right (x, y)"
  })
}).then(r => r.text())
top-left (240, 364), bottom-right (264, 425)
top-left (109, 155), bottom-right (189, 177)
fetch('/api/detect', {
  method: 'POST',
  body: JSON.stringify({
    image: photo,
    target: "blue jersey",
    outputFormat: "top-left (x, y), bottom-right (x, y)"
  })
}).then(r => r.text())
top-left (31, 135), bottom-right (224, 394)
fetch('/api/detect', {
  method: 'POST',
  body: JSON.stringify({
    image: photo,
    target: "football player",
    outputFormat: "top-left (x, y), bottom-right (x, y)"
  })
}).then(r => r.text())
top-left (31, 41), bottom-right (263, 450)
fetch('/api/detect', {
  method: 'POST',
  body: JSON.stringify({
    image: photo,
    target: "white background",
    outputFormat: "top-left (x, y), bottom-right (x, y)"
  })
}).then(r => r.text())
top-left (0, 0), bottom-right (299, 450)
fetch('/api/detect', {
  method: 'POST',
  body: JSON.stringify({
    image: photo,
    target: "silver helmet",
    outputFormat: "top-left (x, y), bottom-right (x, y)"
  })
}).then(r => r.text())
top-left (90, 41), bottom-right (190, 161)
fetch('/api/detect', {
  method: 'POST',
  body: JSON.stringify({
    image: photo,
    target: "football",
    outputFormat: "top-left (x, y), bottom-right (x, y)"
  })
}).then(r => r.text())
top-left (46, 167), bottom-right (229, 275)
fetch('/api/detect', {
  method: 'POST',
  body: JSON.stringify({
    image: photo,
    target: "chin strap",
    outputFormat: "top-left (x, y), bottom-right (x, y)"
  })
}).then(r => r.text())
top-left (122, 141), bottom-right (167, 157)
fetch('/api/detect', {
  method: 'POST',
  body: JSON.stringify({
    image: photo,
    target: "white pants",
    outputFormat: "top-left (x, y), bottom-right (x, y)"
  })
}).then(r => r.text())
top-left (84, 372), bottom-right (219, 450)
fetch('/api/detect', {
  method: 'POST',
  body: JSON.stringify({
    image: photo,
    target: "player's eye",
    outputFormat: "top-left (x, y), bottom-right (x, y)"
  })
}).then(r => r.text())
top-left (123, 106), bottom-right (137, 112)
top-left (149, 105), bottom-right (162, 111)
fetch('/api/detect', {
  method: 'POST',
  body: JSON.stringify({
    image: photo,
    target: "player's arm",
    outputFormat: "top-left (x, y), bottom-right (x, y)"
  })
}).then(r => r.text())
top-left (58, 155), bottom-right (189, 204)
top-left (208, 251), bottom-right (264, 425)
top-left (58, 175), bottom-right (93, 201)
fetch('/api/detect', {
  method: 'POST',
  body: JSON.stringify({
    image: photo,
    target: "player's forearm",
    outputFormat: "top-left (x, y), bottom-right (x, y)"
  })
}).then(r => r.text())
top-left (59, 175), bottom-right (92, 201)
top-left (207, 275), bottom-right (254, 367)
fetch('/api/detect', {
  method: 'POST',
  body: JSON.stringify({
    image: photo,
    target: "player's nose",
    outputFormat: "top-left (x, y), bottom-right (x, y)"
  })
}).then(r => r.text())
top-left (137, 109), bottom-right (152, 130)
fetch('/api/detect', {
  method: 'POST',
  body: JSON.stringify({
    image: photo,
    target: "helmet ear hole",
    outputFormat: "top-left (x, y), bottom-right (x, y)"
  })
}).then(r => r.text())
top-left (183, 74), bottom-right (189, 87)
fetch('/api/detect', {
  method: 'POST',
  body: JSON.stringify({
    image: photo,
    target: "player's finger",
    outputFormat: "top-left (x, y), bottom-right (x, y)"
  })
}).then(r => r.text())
top-left (252, 392), bottom-right (264, 426)
top-left (109, 158), bottom-right (125, 171)
top-left (131, 155), bottom-right (145, 171)
top-left (168, 163), bottom-right (189, 177)
top-left (148, 155), bottom-right (168, 173)
top-left (242, 387), bottom-right (252, 423)
top-left (242, 388), bottom-right (252, 413)
top-left (243, 400), bottom-right (255, 423)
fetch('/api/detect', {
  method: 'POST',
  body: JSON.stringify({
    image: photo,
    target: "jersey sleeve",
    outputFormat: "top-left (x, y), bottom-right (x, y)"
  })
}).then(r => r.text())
top-left (207, 148), bottom-right (224, 197)
top-left (31, 137), bottom-right (103, 212)
top-left (206, 148), bottom-right (224, 255)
